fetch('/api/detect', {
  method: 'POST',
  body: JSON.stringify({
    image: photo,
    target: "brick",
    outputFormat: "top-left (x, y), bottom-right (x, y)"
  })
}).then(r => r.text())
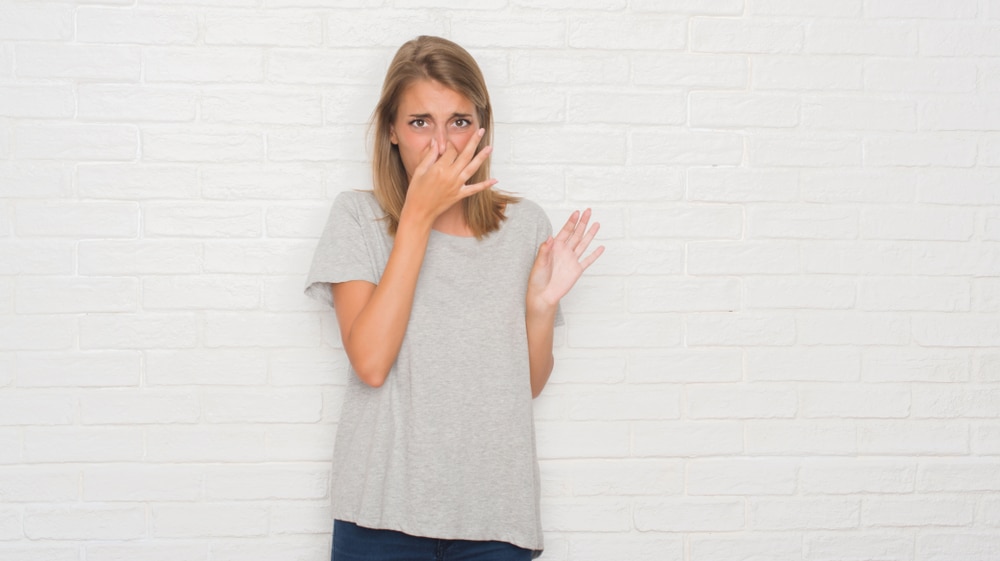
top-left (567, 315), bottom-right (681, 348)
top-left (540, 458), bottom-right (681, 497)
top-left (144, 47), bottom-right (264, 83)
top-left (551, 276), bottom-right (624, 316)
top-left (633, 420), bottom-right (743, 456)
top-left (0, 85), bottom-right (75, 119)
top-left (327, 10), bottom-right (448, 46)
top-left (0, 429), bottom-right (19, 464)
top-left (802, 241), bottom-right (912, 276)
top-left (201, 165), bottom-right (323, 200)
top-left (628, 277), bottom-right (741, 313)
top-left (693, 18), bottom-right (803, 53)
top-left (145, 349), bottom-right (267, 386)
top-left (913, 314), bottom-right (1000, 347)
top-left (15, 202), bottom-right (138, 238)
top-left (751, 0), bottom-right (861, 16)
top-left (867, 0), bottom-right (978, 19)
top-left (143, 275), bottom-right (260, 311)
top-left (142, 128), bottom-right (264, 162)
top-left (975, 424), bottom-right (1000, 455)
top-left (83, 465), bottom-right (201, 501)
top-left (859, 277), bottom-right (969, 312)
top-left (85, 544), bottom-right (210, 561)
top-left (749, 204), bottom-right (857, 240)
top-left (630, 205), bottom-right (742, 240)
top-left (25, 506), bottom-right (144, 540)
top-left (267, 126), bottom-right (367, 162)
top-left (687, 168), bottom-right (797, 202)
top-left (745, 276), bottom-right (856, 310)
top-left (0, 507), bottom-right (20, 540)
top-left (0, 163), bottom-right (72, 198)
top-left (746, 421), bottom-right (857, 455)
top-left (0, 45), bottom-right (9, 79)
top-left (204, 241), bottom-right (315, 274)
top-left (203, 389), bottom-right (322, 423)
top-left (16, 44), bottom-right (141, 81)
top-left (634, 498), bottom-right (744, 531)
top-left (690, 93), bottom-right (801, 128)
top-left (632, 53), bottom-right (748, 88)
top-left (81, 390), bottom-right (199, 424)
top-left (691, 535), bottom-right (802, 561)
top-left (858, 421), bottom-right (968, 455)
top-left (975, 278), bottom-right (1000, 312)
top-left (917, 533), bottom-right (1000, 561)
top-left (24, 427), bottom-right (143, 462)
top-left (201, 88), bottom-right (323, 125)
top-left (918, 171), bottom-right (1000, 205)
top-left (866, 59), bottom-right (977, 93)
top-left (0, 241), bottom-right (74, 275)
top-left (632, 130), bottom-right (744, 166)
top-left (689, 241), bottom-right (799, 275)
top-left (913, 385), bottom-right (1000, 419)
top-left (270, 503), bottom-right (334, 535)
top-left (923, 97), bottom-right (1000, 131)
top-left (79, 241), bottom-right (202, 275)
top-left (0, 2), bottom-right (73, 40)
top-left (801, 459), bottom-right (916, 495)
top-left (917, 458), bottom-right (1000, 493)
top-left (535, 421), bottom-right (630, 459)
top-left (751, 135), bottom-right (862, 167)
top-left (800, 169), bottom-right (917, 203)
top-left (746, 348), bottom-right (859, 381)
top-left (204, 466), bottom-right (328, 500)
top-left (629, 349), bottom-right (740, 384)
top-left (631, 0), bottom-right (742, 12)
top-left (267, 49), bottom-right (382, 84)
top-left (145, 426), bottom-right (266, 462)
top-left (752, 498), bottom-right (860, 529)
top-left (866, 133), bottom-right (977, 167)
top-left (78, 164), bottom-right (198, 200)
top-left (16, 276), bottom-right (137, 314)
top-left (568, 91), bottom-right (685, 125)
top-left (15, 124), bottom-right (138, 161)
top-left (263, 204), bottom-right (331, 239)
top-left (541, 498), bottom-right (631, 532)
top-left (16, 352), bottom-right (140, 388)
top-left (753, 55), bottom-right (863, 91)
top-left (800, 383), bottom-right (910, 418)
top-left (265, 423), bottom-right (337, 461)
top-left (269, 349), bottom-right (347, 386)
top-left (78, 85), bottom-right (198, 122)
top-left (912, 242), bottom-right (1000, 276)
top-left (0, 466), bottom-right (78, 502)
top-left (806, 21), bottom-right (918, 55)
top-left (568, 16), bottom-right (686, 50)
top-left (688, 458), bottom-right (798, 495)
top-left (512, 52), bottom-right (630, 85)
top-left (204, 312), bottom-right (320, 348)
top-left (797, 312), bottom-right (910, 345)
top-left (208, 538), bottom-right (330, 561)
top-left (144, 203), bottom-right (262, 238)
top-left (687, 314), bottom-right (796, 347)
top-left (0, 353), bottom-right (10, 387)
top-left (510, 127), bottom-right (625, 165)
top-left (561, 385), bottom-right (679, 421)
top-left (0, 317), bottom-right (75, 351)
top-left (975, 354), bottom-right (1000, 382)
top-left (80, 314), bottom-right (199, 350)
top-left (153, 504), bottom-right (267, 537)
top-left (0, 547), bottom-right (77, 561)
top-left (549, 353), bottom-right (626, 385)
top-left (803, 96), bottom-right (916, 131)
top-left (322, 84), bottom-right (382, 125)
top-left (566, 535), bottom-right (683, 561)
top-left (864, 496), bottom-right (975, 528)
top-left (77, 8), bottom-right (199, 44)
top-left (687, 383), bottom-right (797, 419)
top-left (565, 166), bottom-right (680, 203)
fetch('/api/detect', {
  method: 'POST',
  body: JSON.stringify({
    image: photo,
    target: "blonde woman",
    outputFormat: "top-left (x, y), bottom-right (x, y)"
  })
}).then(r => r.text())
top-left (306, 36), bottom-right (603, 561)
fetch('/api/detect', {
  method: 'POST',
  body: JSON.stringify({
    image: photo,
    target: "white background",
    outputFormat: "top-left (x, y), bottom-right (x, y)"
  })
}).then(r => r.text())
top-left (2, 0), bottom-right (1000, 560)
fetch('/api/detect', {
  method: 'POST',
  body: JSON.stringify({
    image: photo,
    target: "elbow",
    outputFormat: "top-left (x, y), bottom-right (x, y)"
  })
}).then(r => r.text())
top-left (353, 364), bottom-right (389, 388)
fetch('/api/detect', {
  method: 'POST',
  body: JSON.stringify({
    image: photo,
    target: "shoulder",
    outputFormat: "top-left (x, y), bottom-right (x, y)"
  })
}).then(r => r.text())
top-left (506, 197), bottom-right (550, 228)
top-left (333, 190), bottom-right (380, 216)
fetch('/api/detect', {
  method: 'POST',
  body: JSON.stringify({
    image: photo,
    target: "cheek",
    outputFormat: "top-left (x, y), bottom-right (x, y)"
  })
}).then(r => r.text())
top-left (450, 129), bottom-right (478, 152)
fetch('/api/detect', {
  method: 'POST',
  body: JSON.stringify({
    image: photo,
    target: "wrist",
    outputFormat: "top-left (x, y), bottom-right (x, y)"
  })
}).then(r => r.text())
top-left (525, 294), bottom-right (558, 320)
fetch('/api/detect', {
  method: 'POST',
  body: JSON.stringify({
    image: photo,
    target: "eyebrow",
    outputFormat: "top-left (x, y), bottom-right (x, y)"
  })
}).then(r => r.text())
top-left (407, 112), bottom-right (474, 119)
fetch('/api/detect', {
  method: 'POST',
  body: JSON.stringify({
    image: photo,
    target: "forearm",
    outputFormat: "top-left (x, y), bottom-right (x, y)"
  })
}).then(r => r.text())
top-left (525, 302), bottom-right (557, 398)
top-left (338, 214), bottom-right (433, 386)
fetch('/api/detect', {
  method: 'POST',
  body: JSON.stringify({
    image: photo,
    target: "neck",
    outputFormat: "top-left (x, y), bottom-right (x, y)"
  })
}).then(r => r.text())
top-left (432, 203), bottom-right (474, 237)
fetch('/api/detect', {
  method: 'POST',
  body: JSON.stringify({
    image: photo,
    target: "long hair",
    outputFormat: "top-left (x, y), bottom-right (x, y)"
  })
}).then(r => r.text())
top-left (371, 35), bottom-right (517, 239)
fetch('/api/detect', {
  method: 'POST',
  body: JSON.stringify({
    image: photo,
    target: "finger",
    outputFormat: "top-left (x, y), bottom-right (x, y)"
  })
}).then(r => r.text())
top-left (579, 245), bottom-right (605, 271)
top-left (554, 211), bottom-right (580, 243)
top-left (458, 144), bottom-right (493, 184)
top-left (442, 139), bottom-right (460, 165)
top-left (413, 139), bottom-right (439, 176)
top-left (458, 177), bottom-right (499, 197)
top-left (574, 222), bottom-right (601, 258)
top-left (568, 208), bottom-right (592, 246)
top-left (455, 128), bottom-right (485, 167)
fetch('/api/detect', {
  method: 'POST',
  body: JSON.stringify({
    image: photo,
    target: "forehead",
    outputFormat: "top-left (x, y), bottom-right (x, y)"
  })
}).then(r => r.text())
top-left (397, 79), bottom-right (474, 115)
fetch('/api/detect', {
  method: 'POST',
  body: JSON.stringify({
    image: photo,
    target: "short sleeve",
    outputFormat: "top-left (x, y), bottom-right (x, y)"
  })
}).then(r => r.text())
top-left (303, 191), bottom-right (381, 308)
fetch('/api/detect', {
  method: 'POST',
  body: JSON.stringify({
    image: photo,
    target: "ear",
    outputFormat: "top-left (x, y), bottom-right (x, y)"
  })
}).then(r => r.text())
top-left (389, 125), bottom-right (398, 145)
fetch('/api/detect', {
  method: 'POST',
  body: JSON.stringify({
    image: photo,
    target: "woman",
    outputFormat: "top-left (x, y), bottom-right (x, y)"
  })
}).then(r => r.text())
top-left (305, 35), bottom-right (603, 560)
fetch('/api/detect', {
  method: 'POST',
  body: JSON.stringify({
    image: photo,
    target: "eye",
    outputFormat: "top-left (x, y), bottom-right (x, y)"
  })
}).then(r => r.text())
top-left (454, 118), bottom-right (472, 128)
top-left (409, 119), bottom-right (427, 128)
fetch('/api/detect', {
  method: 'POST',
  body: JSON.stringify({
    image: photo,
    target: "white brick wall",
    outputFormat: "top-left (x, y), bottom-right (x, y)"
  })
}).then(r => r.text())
top-left (1, 1), bottom-right (999, 559)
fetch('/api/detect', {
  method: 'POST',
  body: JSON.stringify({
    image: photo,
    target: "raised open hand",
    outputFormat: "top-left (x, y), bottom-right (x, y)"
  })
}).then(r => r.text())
top-left (526, 209), bottom-right (605, 312)
top-left (401, 128), bottom-right (496, 223)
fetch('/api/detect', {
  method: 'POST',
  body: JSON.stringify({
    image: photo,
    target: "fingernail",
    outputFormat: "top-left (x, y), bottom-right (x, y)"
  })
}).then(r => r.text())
top-left (478, 128), bottom-right (485, 137)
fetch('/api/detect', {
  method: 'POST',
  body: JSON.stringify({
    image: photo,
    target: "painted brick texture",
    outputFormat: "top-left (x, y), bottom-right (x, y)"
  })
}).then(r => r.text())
top-left (1, 1), bottom-right (998, 560)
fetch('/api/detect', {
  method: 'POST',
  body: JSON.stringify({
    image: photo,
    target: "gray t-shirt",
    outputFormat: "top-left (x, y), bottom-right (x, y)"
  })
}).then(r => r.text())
top-left (305, 190), bottom-right (557, 553)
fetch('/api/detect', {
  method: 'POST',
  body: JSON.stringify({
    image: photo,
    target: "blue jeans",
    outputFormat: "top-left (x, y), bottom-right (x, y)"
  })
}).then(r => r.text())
top-left (332, 520), bottom-right (534, 561)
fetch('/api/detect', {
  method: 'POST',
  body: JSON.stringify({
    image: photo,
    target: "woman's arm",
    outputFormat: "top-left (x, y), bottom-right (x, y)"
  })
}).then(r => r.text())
top-left (525, 209), bottom-right (604, 397)
top-left (332, 133), bottom-right (495, 387)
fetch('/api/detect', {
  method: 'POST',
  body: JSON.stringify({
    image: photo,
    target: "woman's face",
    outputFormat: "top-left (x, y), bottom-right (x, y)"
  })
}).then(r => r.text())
top-left (390, 79), bottom-right (481, 179)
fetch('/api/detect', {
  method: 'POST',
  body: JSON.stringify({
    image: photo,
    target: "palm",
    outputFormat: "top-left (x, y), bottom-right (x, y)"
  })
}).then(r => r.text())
top-left (528, 209), bottom-right (604, 308)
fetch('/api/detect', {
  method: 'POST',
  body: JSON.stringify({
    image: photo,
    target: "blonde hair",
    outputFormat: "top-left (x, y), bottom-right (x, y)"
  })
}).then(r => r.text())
top-left (371, 35), bottom-right (517, 239)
